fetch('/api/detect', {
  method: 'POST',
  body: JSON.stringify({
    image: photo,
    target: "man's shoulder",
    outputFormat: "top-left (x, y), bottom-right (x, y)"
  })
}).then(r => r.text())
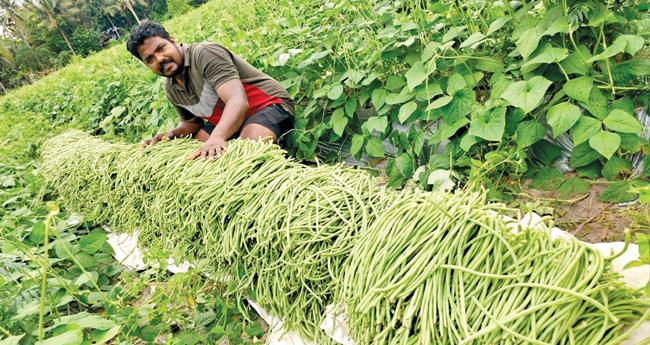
top-left (188, 42), bottom-right (232, 62)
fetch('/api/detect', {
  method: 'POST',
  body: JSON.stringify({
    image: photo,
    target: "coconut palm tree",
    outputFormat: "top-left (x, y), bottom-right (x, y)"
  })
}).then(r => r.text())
top-left (104, 0), bottom-right (148, 25)
top-left (24, 0), bottom-right (81, 55)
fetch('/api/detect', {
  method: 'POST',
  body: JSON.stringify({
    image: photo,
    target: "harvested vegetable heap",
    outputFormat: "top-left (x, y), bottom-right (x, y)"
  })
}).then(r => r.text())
top-left (43, 131), bottom-right (649, 343)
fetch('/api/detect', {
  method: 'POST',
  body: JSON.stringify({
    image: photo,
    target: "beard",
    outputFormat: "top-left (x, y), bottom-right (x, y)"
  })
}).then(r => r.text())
top-left (159, 60), bottom-right (183, 78)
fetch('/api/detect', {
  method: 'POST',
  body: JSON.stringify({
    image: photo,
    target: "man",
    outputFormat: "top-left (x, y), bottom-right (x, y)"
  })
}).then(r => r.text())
top-left (126, 21), bottom-right (294, 159)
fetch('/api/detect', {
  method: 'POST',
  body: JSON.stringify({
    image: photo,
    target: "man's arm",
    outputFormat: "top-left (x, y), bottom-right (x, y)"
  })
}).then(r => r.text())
top-left (187, 79), bottom-right (248, 159)
top-left (142, 116), bottom-right (203, 147)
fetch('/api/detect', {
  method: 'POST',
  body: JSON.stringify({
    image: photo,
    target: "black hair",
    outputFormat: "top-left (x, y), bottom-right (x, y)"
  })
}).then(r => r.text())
top-left (126, 20), bottom-right (172, 60)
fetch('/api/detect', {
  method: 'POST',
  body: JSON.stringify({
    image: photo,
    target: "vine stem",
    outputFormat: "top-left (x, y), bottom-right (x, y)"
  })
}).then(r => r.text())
top-left (0, 324), bottom-right (11, 337)
top-left (38, 215), bottom-right (51, 341)
top-left (600, 26), bottom-right (616, 96)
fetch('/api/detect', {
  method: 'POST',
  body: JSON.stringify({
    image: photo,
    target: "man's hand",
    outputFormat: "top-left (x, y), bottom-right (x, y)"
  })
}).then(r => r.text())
top-left (188, 136), bottom-right (228, 160)
top-left (141, 132), bottom-right (169, 148)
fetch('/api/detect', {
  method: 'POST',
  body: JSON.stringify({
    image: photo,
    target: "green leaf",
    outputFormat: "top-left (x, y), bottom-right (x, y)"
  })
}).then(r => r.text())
top-left (531, 140), bottom-right (562, 165)
top-left (516, 27), bottom-right (542, 59)
top-left (469, 106), bottom-right (506, 141)
top-left (30, 221), bottom-right (46, 244)
top-left (522, 45), bottom-right (568, 69)
top-left (619, 133), bottom-right (649, 154)
top-left (529, 167), bottom-right (566, 191)
top-left (570, 143), bottom-right (601, 168)
top-left (371, 88), bottom-right (387, 109)
top-left (350, 135), bottom-right (364, 156)
top-left (576, 161), bottom-right (602, 179)
top-left (446, 73), bottom-right (467, 96)
top-left (426, 96), bottom-right (453, 111)
top-left (589, 130), bottom-right (620, 159)
top-left (406, 62), bottom-right (427, 91)
top-left (80, 229), bottom-right (107, 254)
top-left (35, 329), bottom-right (83, 345)
top-left (395, 153), bottom-right (415, 177)
top-left (563, 77), bottom-right (593, 103)
top-left (601, 157), bottom-right (632, 181)
top-left (546, 102), bottom-right (581, 138)
top-left (473, 57), bottom-right (505, 73)
top-left (599, 181), bottom-right (638, 203)
top-left (487, 17), bottom-right (511, 36)
top-left (460, 32), bottom-right (485, 49)
top-left (542, 16), bottom-right (569, 36)
top-left (611, 59), bottom-right (650, 81)
top-left (501, 76), bottom-right (552, 114)
top-left (327, 84), bottom-right (344, 100)
top-left (603, 109), bottom-right (643, 134)
top-left (330, 108), bottom-right (347, 136)
top-left (571, 115), bottom-right (602, 146)
top-left (0, 335), bottom-right (24, 345)
top-left (45, 312), bottom-right (115, 332)
top-left (385, 87), bottom-right (415, 105)
top-left (365, 138), bottom-right (385, 158)
top-left (515, 120), bottom-right (545, 147)
top-left (460, 134), bottom-right (480, 152)
top-left (561, 46), bottom-right (592, 75)
top-left (365, 116), bottom-right (387, 134)
top-left (558, 177), bottom-right (591, 197)
top-left (398, 101), bottom-right (417, 124)
top-left (386, 76), bottom-right (406, 91)
top-left (443, 26), bottom-right (466, 43)
top-left (581, 87), bottom-right (608, 119)
top-left (430, 117), bottom-right (470, 143)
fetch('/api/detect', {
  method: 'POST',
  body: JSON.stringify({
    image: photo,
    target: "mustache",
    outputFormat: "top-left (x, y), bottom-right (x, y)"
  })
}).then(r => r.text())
top-left (159, 60), bottom-right (172, 73)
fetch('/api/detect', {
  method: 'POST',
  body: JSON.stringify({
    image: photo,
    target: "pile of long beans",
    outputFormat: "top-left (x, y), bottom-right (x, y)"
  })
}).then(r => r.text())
top-left (42, 130), bottom-right (391, 341)
top-left (42, 131), bottom-right (649, 344)
top-left (341, 191), bottom-right (650, 345)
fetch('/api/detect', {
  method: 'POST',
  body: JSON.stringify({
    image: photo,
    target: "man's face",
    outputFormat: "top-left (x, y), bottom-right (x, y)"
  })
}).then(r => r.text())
top-left (136, 36), bottom-right (183, 78)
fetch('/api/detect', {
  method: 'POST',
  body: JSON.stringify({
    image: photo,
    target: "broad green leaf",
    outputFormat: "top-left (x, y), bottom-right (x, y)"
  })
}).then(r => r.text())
top-left (619, 133), bottom-right (649, 154)
top-left (487, 17), bottom-right (511, 36)
top-left (406, 62), bottom-right (427, 91)
top-left (427, 169), bottom-right (455, 192)
top-left (460, 134), bottom-right (480, 151)
top-left (522, 45), bottom-right (568, 69)
top-left (443, 26), bottom-right (466, 43)
top-left (415, 82), bottom-right (442, 101)
top-left (601, 157), bottom-right (632, 181)
top-left (612, 97), bottom-right (635, 115)
top-left (365, 116), bottom-right (387, 134)
top-left (426, 96), bottom-right (452, 111)
top-left (350, 135), bottom-right (364, 156)
top-left (35, 329), bottom-right (82, 345)
top-left (398, 101), bottom-right (418, 124)
top-left (489, 73), bottom-right (510, 99)
top-left (468, 106), bottom-right (506, 141)
top-left (345, 97), bottom-right (357, 117)
top-left (446, 73), bottom-right (467, 96)
top-left (80, 229), bottom-right (107, 254)
top-left (529, 167), bottom-right (566, 191)
top-left (576, 161), bottom-right (602, 179)
top-left (45, 312), bottom-right (115, 333)
top-left (460, 32), bottom-right (485, 49)
top-left (558, 177), bottom-right (591, 197)
top-left (571, 115), bottom-right (602, 146)
top-left (385, 76), bottom-right (406, 91)
top-left (542, 16), bottom-right (569, 36)
top-left (599, 181), bottom-right (638, 203)
top-left (330, 108), bottom-right (347, 136)
top-left (561, 46), bottom-right (592, 75)
top-left (611, 58), bottom-right (650, 81)
top-left (589, 130), bottom-right (620, 159)
top-left (570, 143), bottom-right (601, 168)
top-left (440, 89), bottom-right (476, 122)
top-left (603, 109), bottom-right (643, 134)
top-left (563, 77), bottom-right (593, 103)
top-left (327, 85), bottom-right (344, 100)
top-left (30, 221), bottom-right (46, 244)
top-left (546, 102), bottom-right (581, 138)
top-left (0, 335), bottom-right (24, 345)
top-left (430, 117), bottom-right (469, 143)
top-left (515, 120), bottom-right (545, 147)
top-left (580, 88), bottom-right (608, 119)
top-left (422, 42), bottom-right (440, 61)
top-left (531, 140), bottom-right (562, 165)
top-left (473, 57), bottom-right (505, 73)
top-left (586, 35), bottom-right (642, 62)
top-left (501, 76), bottom-right (552, 114)
top-left (371, 88), bottom-right (387, 109)
top-left (365, 138), bottom-right (385, 158)
top-left (395, 153), bottom-right (415, 177)
top-left (385, 87), bottom-right (415, 105)
top-left (516, 27), bottom-right (542, 59)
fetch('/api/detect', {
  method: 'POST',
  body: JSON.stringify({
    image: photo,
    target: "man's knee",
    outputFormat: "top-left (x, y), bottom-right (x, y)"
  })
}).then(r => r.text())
top-left (194, 129), bottom-right (210, 142)
top-left (240, 123), bottom-right (276, 143)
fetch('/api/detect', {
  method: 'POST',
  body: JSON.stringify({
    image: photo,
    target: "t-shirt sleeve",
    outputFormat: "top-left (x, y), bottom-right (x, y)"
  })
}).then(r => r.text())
top-left (198, 44), bottom-right (240, 92)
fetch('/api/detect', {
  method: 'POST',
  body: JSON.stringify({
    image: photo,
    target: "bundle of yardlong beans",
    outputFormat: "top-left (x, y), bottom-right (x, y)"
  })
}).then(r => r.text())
top-left (42, 131), bottom-right (649, 344)
top-left (41, 130), bottom-right (391, 341)
top-left (341, 191), bottom-right (649, 345)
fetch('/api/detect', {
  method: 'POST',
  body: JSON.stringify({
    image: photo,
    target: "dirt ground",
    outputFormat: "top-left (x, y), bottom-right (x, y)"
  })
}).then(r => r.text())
top-left (516, 181), bottom-right (647, 243)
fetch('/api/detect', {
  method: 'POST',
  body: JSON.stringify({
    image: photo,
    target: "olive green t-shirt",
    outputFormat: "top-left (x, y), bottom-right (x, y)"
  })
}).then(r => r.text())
top-left (164, 42), bottom-right (293, 124)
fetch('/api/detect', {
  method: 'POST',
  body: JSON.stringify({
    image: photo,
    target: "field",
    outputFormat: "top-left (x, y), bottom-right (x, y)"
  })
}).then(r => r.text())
top-left (0, 0), bottom-right (649, 344)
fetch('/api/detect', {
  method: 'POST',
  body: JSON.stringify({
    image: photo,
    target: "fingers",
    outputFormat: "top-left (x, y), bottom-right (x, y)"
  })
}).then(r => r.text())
top-left (187, 150), bottom-right (201, 160)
